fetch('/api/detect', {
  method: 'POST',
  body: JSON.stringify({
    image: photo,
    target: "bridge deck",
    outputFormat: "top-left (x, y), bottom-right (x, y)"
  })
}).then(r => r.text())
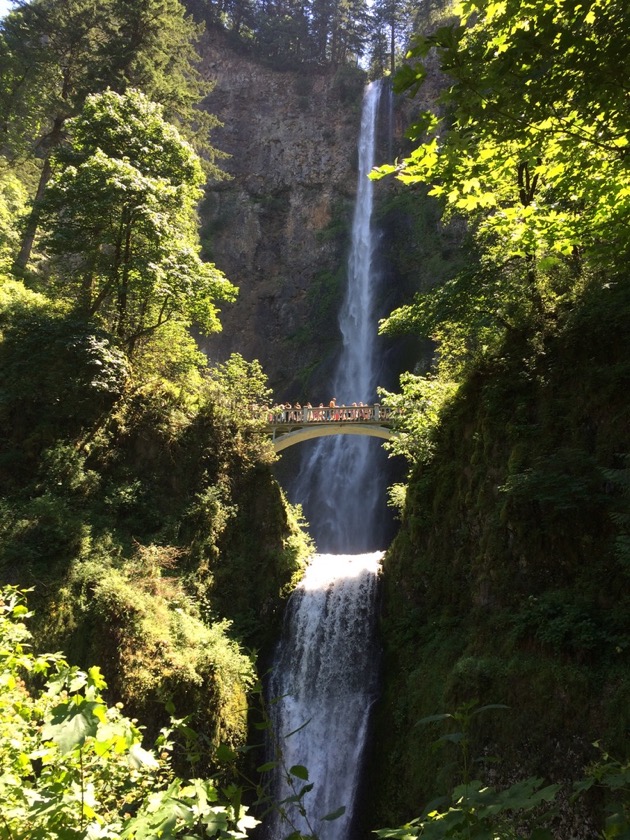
top-left (263, 404), bottom-right (397, 452)
top-left (265, 404), bottom-right (394, 428)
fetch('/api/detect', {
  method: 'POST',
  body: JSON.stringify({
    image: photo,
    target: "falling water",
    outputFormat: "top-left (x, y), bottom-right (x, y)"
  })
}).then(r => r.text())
top-left (265, 83), bottom-right (389, 840)
top-left (292, 80), bottom-right (385, 553)
top-left (266, 553), bottom-right (381, 840)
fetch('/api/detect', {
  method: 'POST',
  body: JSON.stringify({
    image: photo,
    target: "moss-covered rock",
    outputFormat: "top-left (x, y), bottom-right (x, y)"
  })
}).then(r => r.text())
top-left (367, 277), bottom-right (630, 832)
top-left (0, 289), bottom-right (311, 773)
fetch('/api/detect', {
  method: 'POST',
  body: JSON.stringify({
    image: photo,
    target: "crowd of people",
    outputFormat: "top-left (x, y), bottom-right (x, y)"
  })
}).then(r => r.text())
top-left (267, 399), bottom-right (383, 423)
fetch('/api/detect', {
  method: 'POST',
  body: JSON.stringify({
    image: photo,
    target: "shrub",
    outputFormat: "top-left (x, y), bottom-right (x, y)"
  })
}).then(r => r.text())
top-left (0, 586), bottom-right (258, 839)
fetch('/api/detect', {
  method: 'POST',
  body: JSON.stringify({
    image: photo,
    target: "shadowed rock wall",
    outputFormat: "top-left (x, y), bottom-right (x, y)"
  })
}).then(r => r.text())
top-left (197, 30), bottom-right (366, 397)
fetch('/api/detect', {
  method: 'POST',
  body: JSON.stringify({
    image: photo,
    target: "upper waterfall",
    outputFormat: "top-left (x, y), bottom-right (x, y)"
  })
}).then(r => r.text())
top-left (335, 80), bottom-right (382, 403)
top-left (291, 81), bottom-right (389, 552)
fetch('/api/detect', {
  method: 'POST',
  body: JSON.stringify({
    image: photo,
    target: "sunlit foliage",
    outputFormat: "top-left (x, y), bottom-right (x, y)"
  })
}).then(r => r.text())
top-left (38, 89), bottom-right (236, 352)
top-left (376, 0), bottom-right (629, 270)
top-left (0, 586), bottom-right (259, 839)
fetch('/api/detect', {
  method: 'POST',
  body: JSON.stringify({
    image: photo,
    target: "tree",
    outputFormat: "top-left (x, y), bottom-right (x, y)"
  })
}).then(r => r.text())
top-left (311, 0), bottom-right (335, 60)
top-left (328, 0), bottom-right (371, 65)
top-left (373, 0), bottom-right (630, 352)
top-left (376, 0), bottom-right (630, 269)
top-left (38, 89), bottom-right (236, 352)
top-left (208, 352), bottom-right (273, 416)
top-left (0, 171), bottom-right (26, 273)
top-left (254, 0), bottom-right (312, 65)
top-left (0, 0), bottom-right (222, 271)
top-left (370, 0), bottom-right (413, 74)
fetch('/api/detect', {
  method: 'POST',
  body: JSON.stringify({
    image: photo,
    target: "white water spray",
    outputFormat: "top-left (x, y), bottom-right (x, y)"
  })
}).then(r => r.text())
top-left (266, 553), bottom-right (381, 840)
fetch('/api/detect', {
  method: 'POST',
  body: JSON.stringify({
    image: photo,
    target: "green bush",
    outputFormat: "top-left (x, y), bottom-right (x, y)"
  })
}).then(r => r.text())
top-left (0, 586), bottom-right (258, 839)
top-left (42, 546), bottom-right (257, 759)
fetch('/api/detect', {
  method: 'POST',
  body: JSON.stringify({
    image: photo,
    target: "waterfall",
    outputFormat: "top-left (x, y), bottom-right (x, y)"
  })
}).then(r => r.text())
top-left (264, 83), bottom-right (389, 840)
top-left (292, 80), bottom-right (386, 553)
top-left (265, 553), bottom-right (381, 840)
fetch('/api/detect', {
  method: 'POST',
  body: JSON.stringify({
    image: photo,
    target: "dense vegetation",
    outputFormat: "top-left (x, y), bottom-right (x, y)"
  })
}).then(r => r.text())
top-left (1, 0), bottom-right (629, 836)
top-left (0, 1), bottom-right (311, 835)
top-left (0, 587), bottom-right (263, 838)
top-left (368, 0), bottom-right (630, 835)
top-left (185, 0), bottom-right (444, 73)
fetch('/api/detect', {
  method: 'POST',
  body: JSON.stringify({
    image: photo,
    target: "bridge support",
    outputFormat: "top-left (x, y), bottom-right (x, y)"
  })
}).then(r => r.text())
top-left (271, 423), bottom-right (395, 453)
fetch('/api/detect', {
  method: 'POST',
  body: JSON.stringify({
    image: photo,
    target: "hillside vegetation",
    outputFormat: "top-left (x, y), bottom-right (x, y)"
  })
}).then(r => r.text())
top-left (0, 0), bottom-right (310, 798)
top-left (368, 0), bottom-right (630, 835)
top-left (1, 0), bottom-right (629, 837)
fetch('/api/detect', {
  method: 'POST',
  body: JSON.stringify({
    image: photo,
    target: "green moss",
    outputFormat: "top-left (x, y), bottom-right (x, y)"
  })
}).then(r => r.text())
top-left (367, 276), bottom-right (630, 829)
top-left (34, 545), bottom-right (254, 775)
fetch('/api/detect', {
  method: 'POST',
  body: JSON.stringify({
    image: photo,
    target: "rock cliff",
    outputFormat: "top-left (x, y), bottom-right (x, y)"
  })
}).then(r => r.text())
top-left (196, 30), bottom-right (366, 397)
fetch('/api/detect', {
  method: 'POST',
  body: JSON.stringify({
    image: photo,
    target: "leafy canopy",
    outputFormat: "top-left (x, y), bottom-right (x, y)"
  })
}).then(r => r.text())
top-left (0, 0), bottom-right (221, 164)
top-left (1, 0), bottom-right (226, 272)
top-left (374, 0), bottom-right (630, 268)
top-left (209, 353), bottom-right (273, 411)
top-left (38, 89), bottom-right (236, 351)
top-left (374, 0), bottom-right (630, 466)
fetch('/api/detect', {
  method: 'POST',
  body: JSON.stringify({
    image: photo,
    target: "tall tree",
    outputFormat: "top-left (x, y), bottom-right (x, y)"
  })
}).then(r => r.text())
top-left (310, 0), bottom-right (334, 60)
top-left (371, 0), bottom-right (411, 74)
top-left (255, 0), bottom-right (312, 64)
top-left (328, 0), bottom-right (370, 65)
top-left (0, 0), bottom-right (221, 272)
top-left (38, 89), bottom-right (236, 352)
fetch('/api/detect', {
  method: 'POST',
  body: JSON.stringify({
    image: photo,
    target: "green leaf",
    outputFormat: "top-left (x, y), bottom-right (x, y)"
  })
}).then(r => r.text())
top-left (289, 764), bottom-right (309, 781)
top-left (321, 806), bottom-right (346, 821)
top-left (256, 761), bottom-right (277, 773)
top-left (128, 742), bottom-right (160, 769)
top-left (41, 704), bottom-right (100, 754)
top-left (471, 704), bottom-right (510, 716)
top-left (437, 732), bottom-right (466, 745)
top-left (215, 743), bottom-right (238, 763)
top-left (416, 713), bottom-right (454, 726)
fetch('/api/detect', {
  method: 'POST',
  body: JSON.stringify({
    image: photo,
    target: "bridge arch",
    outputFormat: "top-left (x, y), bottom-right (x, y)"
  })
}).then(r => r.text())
top-left (263, 403), bottom-right (399, 454)
top-left (272, 423), bottom-right (395, 453)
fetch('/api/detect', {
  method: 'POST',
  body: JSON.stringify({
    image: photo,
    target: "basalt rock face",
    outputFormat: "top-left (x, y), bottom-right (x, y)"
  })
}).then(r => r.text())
top-left (196, 30), bottom-right (366, 398)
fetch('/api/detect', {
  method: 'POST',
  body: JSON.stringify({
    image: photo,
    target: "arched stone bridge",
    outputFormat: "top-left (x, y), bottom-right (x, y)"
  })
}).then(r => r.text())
top-left (264, 404), bottom-right (398, 453)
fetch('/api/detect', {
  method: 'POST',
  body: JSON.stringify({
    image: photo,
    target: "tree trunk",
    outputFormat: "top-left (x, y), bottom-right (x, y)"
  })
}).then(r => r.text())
top-left (117, 216), bottom-right (133, 339)
top-left (13, 155), bottom-right (52, 273)
top-left (13, 115), bottom-right (66, 273)
top-left (389, 21), bottom-right (396, 75)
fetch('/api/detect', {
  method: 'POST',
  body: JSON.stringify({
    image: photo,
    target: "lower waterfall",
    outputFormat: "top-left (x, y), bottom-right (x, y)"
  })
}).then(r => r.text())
top-left (265, 553), bottom-right (381, 840)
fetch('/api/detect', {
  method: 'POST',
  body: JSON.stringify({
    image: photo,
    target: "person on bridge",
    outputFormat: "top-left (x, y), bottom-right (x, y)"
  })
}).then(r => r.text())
top-left (329, 398), bottom-right (337, 421)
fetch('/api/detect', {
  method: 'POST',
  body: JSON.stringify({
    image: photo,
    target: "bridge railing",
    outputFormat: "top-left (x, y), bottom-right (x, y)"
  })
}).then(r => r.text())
top-left (265, 404), bottom-right (396, 425)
